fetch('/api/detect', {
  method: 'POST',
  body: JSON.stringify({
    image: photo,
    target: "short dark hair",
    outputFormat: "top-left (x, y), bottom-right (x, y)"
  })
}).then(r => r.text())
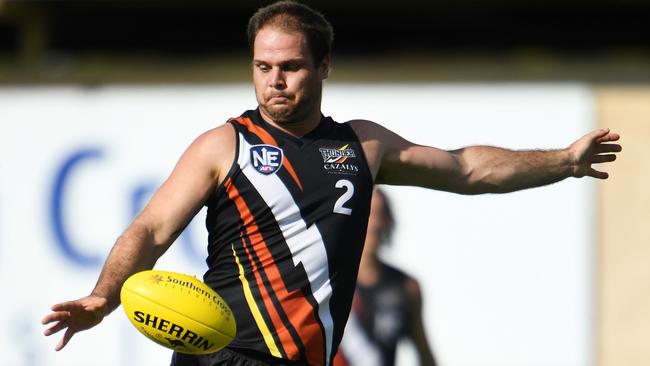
top-left (247, 1), bottom-right (334, 64)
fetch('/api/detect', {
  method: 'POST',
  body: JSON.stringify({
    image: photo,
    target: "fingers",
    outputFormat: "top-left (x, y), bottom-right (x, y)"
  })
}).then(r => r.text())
top-left (595, 143), bottom-right (622, 154)
top-left (42, 310), bottom-right (70, 325)
top-left (44, 320), bottom-right (68, 336)
top-left (591, 154), bottom-right (617, 164)
top-left (596, 129), bottom-right (621, 142)
top-left (43, 302), bottom-right (77, 350)
top-left (43, 297), bottom-right (104, 351)
top-left (584, 128), bottom-right (609, 141)
top-left (42, 310), bottom-right (71, 337)
top-left (585, 128), bottom-right (620, 143)
top-left (51, 300), bottom-right (81, 312)
top-left (589, 167), bottom-right (609, 180)
top-left (55, 328), bottom-right (76, 352)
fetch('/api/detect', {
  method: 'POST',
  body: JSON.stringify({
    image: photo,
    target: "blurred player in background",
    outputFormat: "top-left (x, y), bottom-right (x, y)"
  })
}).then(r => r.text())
top-left (42, 1), bottom-right (621, 366)
top-left (334, 188), bottom-right (436, 366)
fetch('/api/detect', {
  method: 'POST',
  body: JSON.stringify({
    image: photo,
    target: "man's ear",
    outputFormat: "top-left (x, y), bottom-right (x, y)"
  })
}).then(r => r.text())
top-left (319, 55), bottom-right (331, 80)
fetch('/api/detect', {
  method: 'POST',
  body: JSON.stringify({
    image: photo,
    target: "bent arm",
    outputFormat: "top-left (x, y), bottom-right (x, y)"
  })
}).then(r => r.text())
top-left (90, 207), bottom-right (193, 314)
top-left (351, 120), bottom-right (621, 194)
top-left (92, 125), bottom-right (234, 313)
top-left (42, 124), bottom-right (235, 350)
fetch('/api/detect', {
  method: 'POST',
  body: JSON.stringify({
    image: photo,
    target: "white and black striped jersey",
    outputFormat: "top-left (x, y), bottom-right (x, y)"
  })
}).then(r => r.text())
top-left (201, 109), bottom-right (374, 366)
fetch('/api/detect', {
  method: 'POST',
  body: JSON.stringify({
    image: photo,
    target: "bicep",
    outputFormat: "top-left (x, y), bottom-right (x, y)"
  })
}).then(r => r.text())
top-left (136, 126), bottom-right (234, 247)
top-left (377, 142), bottom-right (462, 184)
top-left (350, 119), bottom-right (470, 192)
top-left (376, 141), bottom-right (468, 192)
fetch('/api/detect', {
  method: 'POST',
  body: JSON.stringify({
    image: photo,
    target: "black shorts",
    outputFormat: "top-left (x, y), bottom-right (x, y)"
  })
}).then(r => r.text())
top-left (170, 348), bottom-right (308, 366)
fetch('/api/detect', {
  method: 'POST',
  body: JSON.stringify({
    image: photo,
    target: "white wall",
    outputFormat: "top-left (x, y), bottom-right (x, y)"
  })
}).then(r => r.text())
top-left (0, 84), bottom-right (594, 366)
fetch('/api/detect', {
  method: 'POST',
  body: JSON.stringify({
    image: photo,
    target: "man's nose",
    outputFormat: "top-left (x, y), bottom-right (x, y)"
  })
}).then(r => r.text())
top-left (270, 68), bottom-right (286, 89)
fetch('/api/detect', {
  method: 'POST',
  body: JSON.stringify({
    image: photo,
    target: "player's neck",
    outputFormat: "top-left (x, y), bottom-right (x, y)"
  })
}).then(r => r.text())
top-left (259, 108), bottom-right (322, 138)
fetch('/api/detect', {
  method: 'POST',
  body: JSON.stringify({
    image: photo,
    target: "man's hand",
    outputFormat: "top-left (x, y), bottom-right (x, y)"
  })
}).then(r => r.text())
top-left (569, 128), bottom-right (622, 179)
top-left (41, 295), bottom-right (109, 351)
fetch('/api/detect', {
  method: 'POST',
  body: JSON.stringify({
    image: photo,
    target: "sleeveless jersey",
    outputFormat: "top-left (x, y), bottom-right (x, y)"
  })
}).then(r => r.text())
top-left (202, 109), bottom-right (373, 366)
top-left (335, 263), bottom-right (414, 366)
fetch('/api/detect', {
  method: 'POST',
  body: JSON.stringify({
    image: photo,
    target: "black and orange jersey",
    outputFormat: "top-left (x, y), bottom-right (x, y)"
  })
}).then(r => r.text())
top-left (202, 109), bottom-right (373, 366)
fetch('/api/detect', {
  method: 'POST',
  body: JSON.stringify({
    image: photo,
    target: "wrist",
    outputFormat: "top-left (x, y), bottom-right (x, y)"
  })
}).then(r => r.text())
top-left (562, 147), bottom-right (579, 177)
top-left (89, 292), bottom-right (113, 316)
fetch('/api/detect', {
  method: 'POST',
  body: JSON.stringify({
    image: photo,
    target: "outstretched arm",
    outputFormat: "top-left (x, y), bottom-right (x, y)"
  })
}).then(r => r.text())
top-left (350, 120), bottom-right (621, 194)
top-left (41, 124), bottom-right (235, 351)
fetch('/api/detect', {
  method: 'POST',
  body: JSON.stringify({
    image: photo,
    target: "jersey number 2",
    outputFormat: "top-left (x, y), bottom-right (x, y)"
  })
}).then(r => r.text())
top-left (333, 179), bottom-right (354, 216)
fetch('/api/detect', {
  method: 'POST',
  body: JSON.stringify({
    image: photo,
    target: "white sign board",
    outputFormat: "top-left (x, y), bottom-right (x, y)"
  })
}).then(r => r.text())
top-left (0, 84), bottom-right (594, 366)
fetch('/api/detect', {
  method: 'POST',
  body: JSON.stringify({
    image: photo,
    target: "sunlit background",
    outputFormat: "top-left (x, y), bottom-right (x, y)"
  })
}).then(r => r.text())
top-left (1, 1), bottom-right (648, 365)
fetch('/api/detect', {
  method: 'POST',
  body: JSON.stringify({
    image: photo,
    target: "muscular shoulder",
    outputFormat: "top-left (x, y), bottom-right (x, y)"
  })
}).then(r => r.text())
top-left (346, 119), bottom-right (388, 142)
top-left (183, 123), bottom-right (236, 185)
top-left (347, 119), bottom-right (420, 184)
top-left (191, 123), bottom-right (235, 154)
top-left (346, 119), bottom-right (391, 180)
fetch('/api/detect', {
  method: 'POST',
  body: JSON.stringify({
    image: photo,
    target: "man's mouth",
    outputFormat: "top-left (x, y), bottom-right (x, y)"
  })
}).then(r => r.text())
top-left (269, 94), bottom-right (290, 103)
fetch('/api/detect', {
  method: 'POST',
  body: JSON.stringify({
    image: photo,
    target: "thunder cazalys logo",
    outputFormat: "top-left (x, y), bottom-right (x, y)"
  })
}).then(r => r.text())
top-left (319, 144), bottom-right (356, 163)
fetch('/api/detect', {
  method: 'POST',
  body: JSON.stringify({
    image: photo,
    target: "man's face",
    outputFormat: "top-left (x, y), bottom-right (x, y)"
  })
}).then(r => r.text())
top-left (252, 26), bottom-right (329, 125)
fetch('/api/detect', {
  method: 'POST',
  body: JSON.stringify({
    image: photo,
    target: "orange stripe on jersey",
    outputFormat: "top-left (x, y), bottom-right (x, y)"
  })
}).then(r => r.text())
top-left (231, 116), bottom-right (304, 191)
top-left (239, 235), bottom-right (300, 358)
top-left (225, 178), bottom-right (296, 357)
top-left (226, 180), bottom-right (326, 365)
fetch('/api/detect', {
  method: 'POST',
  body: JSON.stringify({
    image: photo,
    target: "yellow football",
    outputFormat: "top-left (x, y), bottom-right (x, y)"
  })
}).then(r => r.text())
top-left (120, 270), bottom-right (236, 354)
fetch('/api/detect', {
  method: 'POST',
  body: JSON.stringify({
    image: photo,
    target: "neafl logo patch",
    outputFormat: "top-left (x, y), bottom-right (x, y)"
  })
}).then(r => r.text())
top-left (250, 145), bottom-right (283, 175)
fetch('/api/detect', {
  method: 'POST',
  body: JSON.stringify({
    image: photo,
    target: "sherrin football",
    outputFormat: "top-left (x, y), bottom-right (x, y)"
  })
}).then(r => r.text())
top-left (120, 270), bottom-right (236, 354)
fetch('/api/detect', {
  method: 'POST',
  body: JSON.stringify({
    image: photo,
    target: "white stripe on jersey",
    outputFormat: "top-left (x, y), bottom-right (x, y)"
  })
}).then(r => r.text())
top-left (338, 311), bottom-right (381, 366)
top-left (238, 133), bottom-right (335, 365)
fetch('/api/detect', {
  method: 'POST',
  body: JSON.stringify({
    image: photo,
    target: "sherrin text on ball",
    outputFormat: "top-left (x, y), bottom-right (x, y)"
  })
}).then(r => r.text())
top-left (120, 270), bottom-right (236, 354)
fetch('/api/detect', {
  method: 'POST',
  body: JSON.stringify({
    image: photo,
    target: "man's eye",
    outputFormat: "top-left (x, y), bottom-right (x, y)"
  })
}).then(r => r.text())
top-left (283, 63), bottom-right (301, 72)
top-left (257, 64), bottom-right (270, 72)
